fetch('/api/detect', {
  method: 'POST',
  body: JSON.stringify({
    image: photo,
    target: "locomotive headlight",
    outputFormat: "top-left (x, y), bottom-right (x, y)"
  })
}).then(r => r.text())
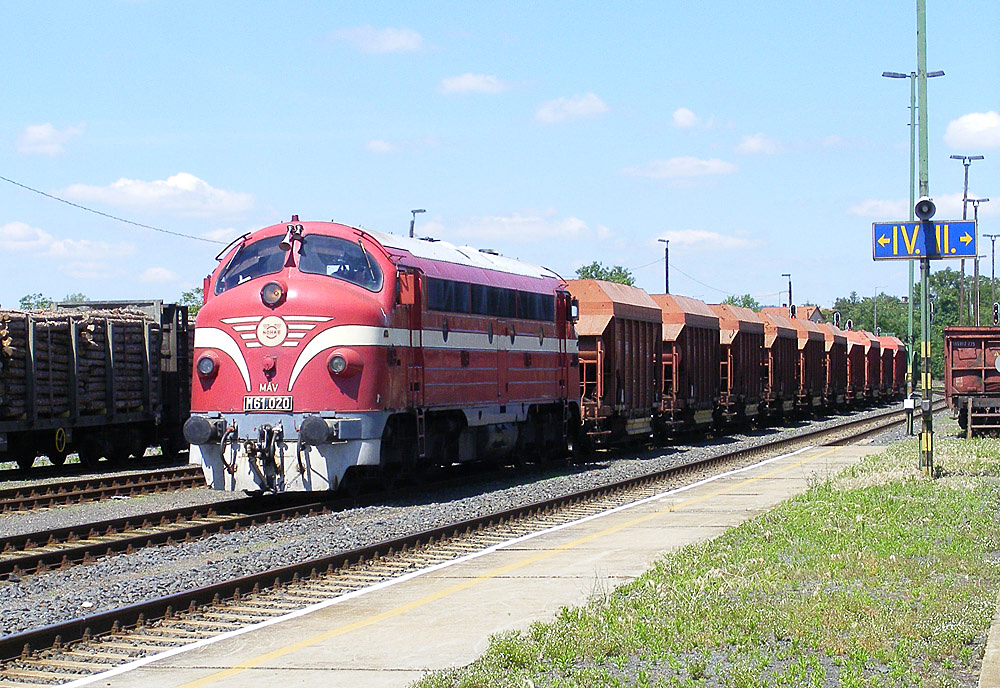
top-left (261, 280), bottom-right (286, 307)
top-left (327, 349), bottom-right (362, 377)
top-left (196, 351), bottom-right (220, 377)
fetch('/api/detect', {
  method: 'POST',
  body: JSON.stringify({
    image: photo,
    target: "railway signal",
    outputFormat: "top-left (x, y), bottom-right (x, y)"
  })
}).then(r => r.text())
top-left (993, 302), bottom-right (999, 326)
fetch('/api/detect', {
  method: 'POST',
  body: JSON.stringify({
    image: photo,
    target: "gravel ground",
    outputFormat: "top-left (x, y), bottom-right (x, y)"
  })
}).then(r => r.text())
top-left (0, 404), bottom-right (921, 638)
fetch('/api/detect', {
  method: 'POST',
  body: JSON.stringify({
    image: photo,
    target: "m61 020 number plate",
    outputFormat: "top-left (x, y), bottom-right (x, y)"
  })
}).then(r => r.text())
top-left (243, 396), bottom-right (293, 412)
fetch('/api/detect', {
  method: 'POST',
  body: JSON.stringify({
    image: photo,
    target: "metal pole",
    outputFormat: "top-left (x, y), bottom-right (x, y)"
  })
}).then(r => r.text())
top-left (986, 233), bottom-right (1000, 309)
top-left (658, 239), bottom-right (669, 293)
top-left (916, 0), bottom-right (933, 476)
top-left (665, 241), bottom-right (670, 294)
top-left (908, 74), bottom-right (916, 393)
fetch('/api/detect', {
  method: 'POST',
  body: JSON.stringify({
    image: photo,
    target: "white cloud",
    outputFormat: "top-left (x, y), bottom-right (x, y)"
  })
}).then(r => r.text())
top-left (849, 193), bottom-right (995, 220)
top-left (424, 212), bottom-right (606, 243)
top-left (0, 221), bottom-right (135, 260)
top-left (535, 93), bottom-right (608, 124)
top-left (140, 267), bottom-right (179, 283)
top-left (944, 112), bottom-right (1000, 149)
top-left (62, 261), bottom-right (112, 281)
top-left (848, 199), bottom-right (910, 218)
top-left (60, 173), bottom-right (254, 218)
top-left (735, 133), bottom-right (781, 155)
top-left (330, 26), bottom-right (423, 54)
top-left (671, 108), bottom-right (700, 129)
top-left (366, 139), bottom-right (395, 154)
top-left (621, 157), bottom-right (738, 179)
top-left (201, 226), bottom-right (247, 242)
top-left (440, 73), bottom-right (510, 94)
top-left (657, 229), bottom-right (756, 250)
top-left (16, 123), bottom-right (84, 156)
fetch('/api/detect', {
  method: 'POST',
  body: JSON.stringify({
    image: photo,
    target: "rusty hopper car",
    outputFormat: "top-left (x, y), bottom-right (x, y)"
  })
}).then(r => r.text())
top-left (708, 303), bottom-right (764, 424)
top-left (876, 336), bottom-right (906, 400)
top-left (786, 315), bottom-right (826, 412)
top-left (845, 330), bottom-right (881, 403)
top-left (0, 301), bottom-right (189, 469)
top-left (569, 280), bottom-right (661, 446)
top-left (844, 329), bottom-right (868, 405)
top-left (944, 326), bottom-right (1000, 435)
top-left (650, 294), bottom-right (720, 432)
top-left (815, 322), bottom-right (848, 408)
top-left (758, 311), bottom-right (798, 421)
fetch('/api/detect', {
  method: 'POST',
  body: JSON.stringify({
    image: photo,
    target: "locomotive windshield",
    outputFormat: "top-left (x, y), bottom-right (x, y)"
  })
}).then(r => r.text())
top-left (297, 234), bottom-right (383, 292)
top-left (215, 235), bottom-right (286, 295)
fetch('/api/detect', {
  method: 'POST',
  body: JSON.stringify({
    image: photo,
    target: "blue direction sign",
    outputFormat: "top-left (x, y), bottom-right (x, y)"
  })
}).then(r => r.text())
top-left (872, 220), bottom-right (976, 260)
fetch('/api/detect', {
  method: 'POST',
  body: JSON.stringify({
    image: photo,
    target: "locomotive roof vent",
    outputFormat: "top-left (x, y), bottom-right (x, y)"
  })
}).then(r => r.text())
top-left (479, 248), bottom-right (499, 255)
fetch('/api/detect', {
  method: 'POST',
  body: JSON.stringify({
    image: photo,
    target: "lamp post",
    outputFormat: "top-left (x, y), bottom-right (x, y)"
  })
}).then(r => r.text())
top-left (883, 68), bottom-right (943, 393)
top-left (781, 273), bottom-right (792, 312)
top-left (408, 209), bottom-right (426, 238)
top-left (985, 231), bottom-right (1000, 310)
top-left (972, 198), bottom-right (991, 323)
top-left (950, 154), bottom-right (984, 324)
top-left (657, 239), bottom-right (669, 293)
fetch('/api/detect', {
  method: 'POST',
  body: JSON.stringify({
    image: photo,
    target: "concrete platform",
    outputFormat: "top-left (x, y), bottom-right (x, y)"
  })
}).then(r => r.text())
top-left (66, 445), bottom-right (878, 688)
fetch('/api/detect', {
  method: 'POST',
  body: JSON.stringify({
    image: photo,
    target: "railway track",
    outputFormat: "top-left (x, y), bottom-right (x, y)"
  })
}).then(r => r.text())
top-left (0, 401), bottom-right (936, 684)
top-left (0, 466), bottom-right (205, 513)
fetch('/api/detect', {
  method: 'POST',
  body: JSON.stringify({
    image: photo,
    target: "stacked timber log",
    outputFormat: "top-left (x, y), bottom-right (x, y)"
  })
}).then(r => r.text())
top-left (0, 307), bottom-right (160, 421)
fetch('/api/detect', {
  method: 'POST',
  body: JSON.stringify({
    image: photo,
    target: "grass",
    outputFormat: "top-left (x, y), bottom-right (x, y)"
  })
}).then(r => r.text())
top-left (415, 419), bottom-right (1000, 687)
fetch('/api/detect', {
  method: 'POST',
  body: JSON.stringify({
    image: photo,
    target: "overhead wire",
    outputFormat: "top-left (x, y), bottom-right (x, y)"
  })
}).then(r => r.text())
top-left (0, 174), bottom-right (226, 245)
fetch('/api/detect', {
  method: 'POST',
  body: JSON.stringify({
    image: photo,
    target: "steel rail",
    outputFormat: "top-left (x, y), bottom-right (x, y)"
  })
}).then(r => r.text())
top-left (0, 465), bottom-right (205, 513)
top-left (0, 402), bottom-right (932, 662)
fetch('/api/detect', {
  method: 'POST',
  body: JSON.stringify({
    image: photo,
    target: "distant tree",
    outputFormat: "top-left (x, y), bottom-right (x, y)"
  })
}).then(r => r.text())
top-left (179, 287), bottom-right (204, 318)
top-left (19, 293), bottom-right (53, 310)
top-left (62, 292), bottom-right (88, 303)
top-left (575, 261), bottom-right (635, 286)
top-left (722, 293), bottom-right (762, 311)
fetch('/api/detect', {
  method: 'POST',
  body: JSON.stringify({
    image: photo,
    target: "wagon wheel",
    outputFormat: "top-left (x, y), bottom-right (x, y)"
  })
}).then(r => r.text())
top-left (15, 455), bottom-right (35, 471)
top-left (75, 440), bottom-right (103, 469)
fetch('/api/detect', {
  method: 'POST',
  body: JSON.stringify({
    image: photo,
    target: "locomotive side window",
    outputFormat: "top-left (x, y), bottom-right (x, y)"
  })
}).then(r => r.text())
top-left (298, 235), bottom-right (383, 292)
top-left (215, 235), bottom-right (286, 295)
top-left (427, 277), bottom-right (554, 321)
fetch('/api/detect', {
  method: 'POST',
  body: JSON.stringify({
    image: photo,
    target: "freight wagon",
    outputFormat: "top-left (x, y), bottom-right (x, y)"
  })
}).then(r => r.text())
top-left (815, 322), bottom-right (847, 408)
top-left (0, 301), bottom-right (189, 469)
top-left (651, 294), bottom-right (720, 432)
top-left (709, 303), bottom-right (764, 425)
top-left (758, 311), bottom-right (798, 421)
top-left (944, 326), bottom-right (1000, 435)
top-left (571, 280), bottom-right (661, 446)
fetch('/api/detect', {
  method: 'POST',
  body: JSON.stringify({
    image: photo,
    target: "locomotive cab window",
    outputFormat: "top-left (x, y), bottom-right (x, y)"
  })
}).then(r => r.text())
top-left (297, 235), bottom-right (383, 292)
top-left (215, 235), bottom-right (286, 295)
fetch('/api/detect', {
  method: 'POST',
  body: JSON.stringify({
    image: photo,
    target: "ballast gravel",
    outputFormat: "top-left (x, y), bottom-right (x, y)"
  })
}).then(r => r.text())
top-left (0, 404), bottom-right (925, 638)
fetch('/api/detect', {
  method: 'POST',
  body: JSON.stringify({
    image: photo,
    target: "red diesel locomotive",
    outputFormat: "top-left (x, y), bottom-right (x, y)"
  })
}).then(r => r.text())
top-left (186, 216), bottom-right (907, 494)
top-left (184, 218), bottom-right (578, 492)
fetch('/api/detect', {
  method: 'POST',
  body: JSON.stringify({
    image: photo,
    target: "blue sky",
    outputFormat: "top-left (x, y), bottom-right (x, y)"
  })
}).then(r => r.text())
top-left (1, 1), bottom-right (998, 310)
